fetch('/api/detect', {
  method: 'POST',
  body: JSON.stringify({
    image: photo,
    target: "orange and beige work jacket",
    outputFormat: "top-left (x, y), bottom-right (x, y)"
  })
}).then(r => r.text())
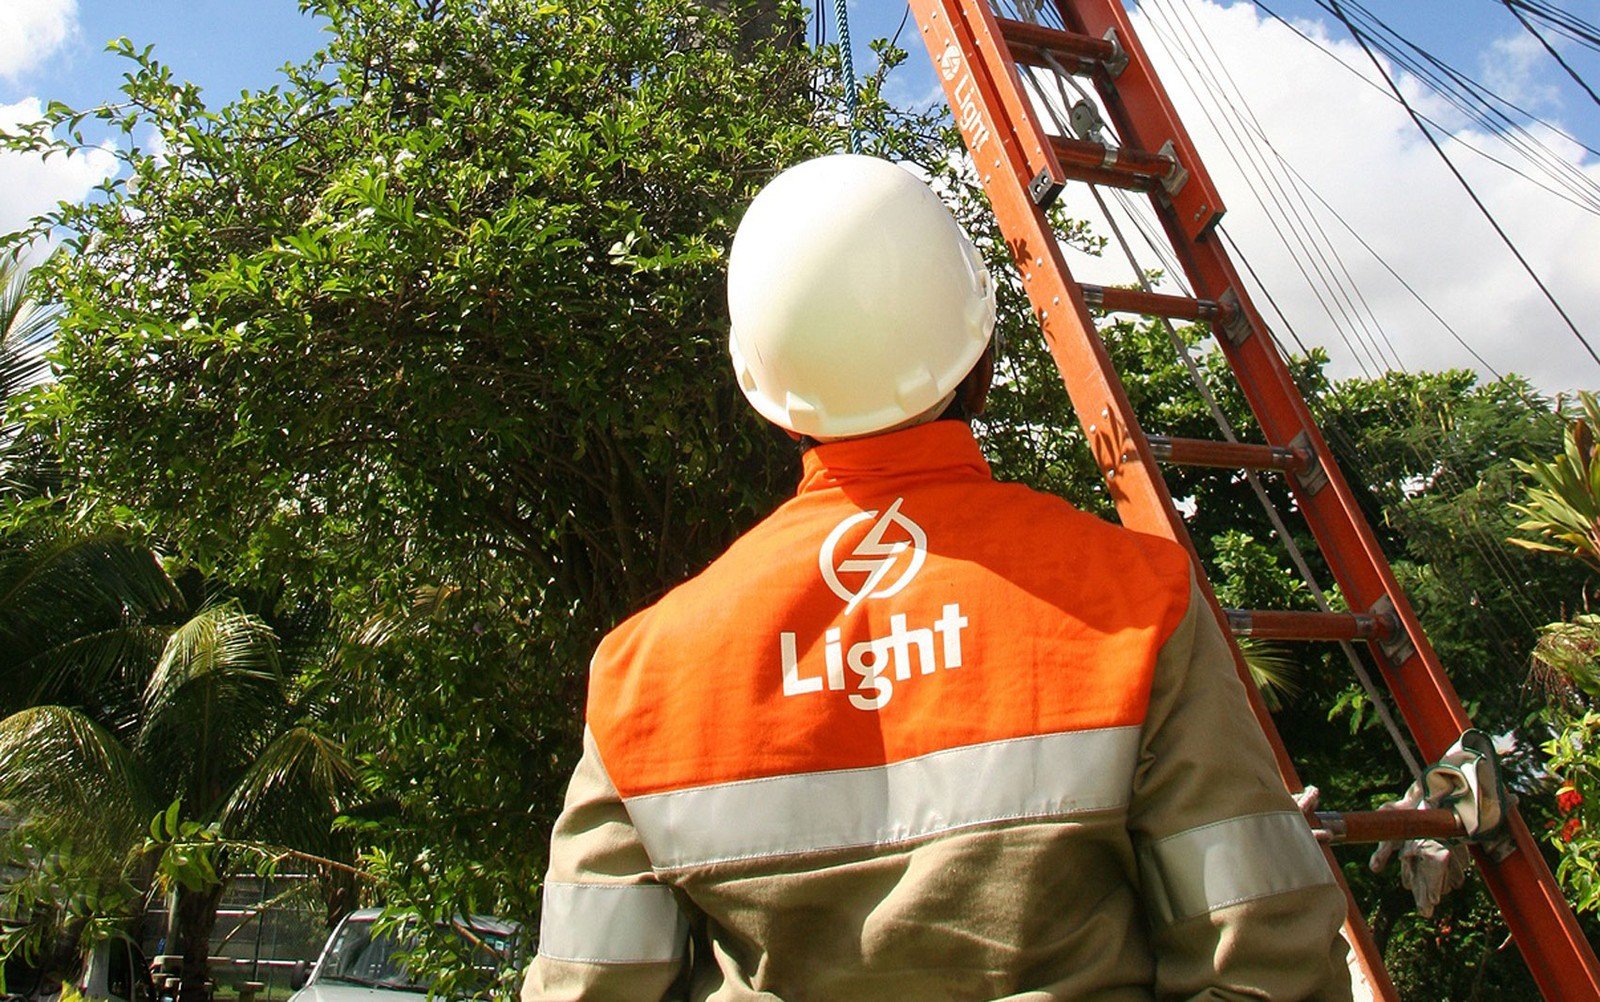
top-left (525, 421), bottom-right (1352, 1001)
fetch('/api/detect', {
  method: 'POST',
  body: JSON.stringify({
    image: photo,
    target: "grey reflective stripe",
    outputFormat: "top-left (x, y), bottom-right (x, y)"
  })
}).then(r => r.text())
top-left (626, 726), bottom-right (1140, 870)
top-left (537, 881), bottom-right (688, 964)
top-left (1140, 811), bottom-right (1333, 924)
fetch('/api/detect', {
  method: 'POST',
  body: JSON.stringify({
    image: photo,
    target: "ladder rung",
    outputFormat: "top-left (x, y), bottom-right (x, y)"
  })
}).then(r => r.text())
top-left (1081, 285), bottom-right (1218, 321)
top-left (995, 18), bottom-right (1121, 72)
top-left (1047, 135), bottom-right (1175, 191)
top-left (1312, 808), bottom-right (1466, 845)
top-left (1226, 608), bottom-right (1389, 642)
top-left (1147, 435), bottom-right (1309, 473)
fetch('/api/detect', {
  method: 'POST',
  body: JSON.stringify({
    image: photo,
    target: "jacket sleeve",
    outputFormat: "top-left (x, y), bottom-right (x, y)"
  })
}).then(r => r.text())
top-left (1128, 574), bottom-right (1354, 1002)
top-left (522, 727), bottom-right (692, 1002)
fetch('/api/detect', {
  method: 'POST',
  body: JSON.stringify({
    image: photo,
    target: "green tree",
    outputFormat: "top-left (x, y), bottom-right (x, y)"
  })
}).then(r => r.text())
top-left (0, 0), bottom-right (876, 987)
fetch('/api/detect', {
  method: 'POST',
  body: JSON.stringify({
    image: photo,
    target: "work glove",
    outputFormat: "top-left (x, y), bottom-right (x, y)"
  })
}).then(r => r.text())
top-left (1368, 730), bottom-right (1506, 917)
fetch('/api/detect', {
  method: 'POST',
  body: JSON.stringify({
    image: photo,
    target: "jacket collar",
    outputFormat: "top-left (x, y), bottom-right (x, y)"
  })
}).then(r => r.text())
top-left (798, 421), bottom-right (993, 494)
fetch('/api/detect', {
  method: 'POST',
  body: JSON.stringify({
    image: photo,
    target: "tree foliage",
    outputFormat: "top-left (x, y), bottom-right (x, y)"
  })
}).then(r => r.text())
top-left (2, 0), bottom-right (889, 989)
top-left (1508, 395), bottom-right (1600, 918)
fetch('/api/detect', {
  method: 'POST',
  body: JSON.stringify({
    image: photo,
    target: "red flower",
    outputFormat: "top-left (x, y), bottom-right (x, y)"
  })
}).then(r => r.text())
top-left (1558, 784), bottom-right (1584, 815)
top-left (1561, 817), bottom-right (1582, 843)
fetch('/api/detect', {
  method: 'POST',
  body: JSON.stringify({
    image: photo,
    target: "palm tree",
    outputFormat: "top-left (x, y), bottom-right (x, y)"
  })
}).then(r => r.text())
top-left (0, 595), bottom-right (359, 1002)
top-left (0, 252), bottom-right (57, 503)
top-left (0, 254), bottom-right (359, 1002)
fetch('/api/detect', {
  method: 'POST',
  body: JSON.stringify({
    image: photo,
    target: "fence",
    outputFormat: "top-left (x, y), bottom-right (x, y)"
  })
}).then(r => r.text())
top-left (140, 875), bottom-right (329, 1001)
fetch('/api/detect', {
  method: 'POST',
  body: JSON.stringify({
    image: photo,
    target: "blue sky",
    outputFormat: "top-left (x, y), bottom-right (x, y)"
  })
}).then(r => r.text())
top-left (3, 1), bottom-right (1597, 388)
top-left (7, 2), bottom-right (1592, 143)
top-left (1, 2), bottom-right (326, 110)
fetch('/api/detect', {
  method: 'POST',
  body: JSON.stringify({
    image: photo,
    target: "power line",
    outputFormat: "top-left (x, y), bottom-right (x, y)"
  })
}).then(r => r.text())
top-left (1325, 0), bottom-right (1600, 208)
top-left (1146, 0), bottom-right (1406, 373)
top-left (1250, 0), bottom-right (1600, 216)
top-left (1131, 0), bottom-right (1558, 641)
top-left (1502, 0), bottom-right (1600, 110)
top-left (1325, 0), bottom-right (1600, 370)
top-left (1506, 0), bottom-right (1600, 53)
top-left (1148, 2), bottom-right (1504, 377)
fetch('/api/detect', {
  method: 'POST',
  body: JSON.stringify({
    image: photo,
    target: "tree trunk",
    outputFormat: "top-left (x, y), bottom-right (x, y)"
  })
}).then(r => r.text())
top-left (322, 867), bottom-right (359, 931)
top-left (701, 0), bottom-right (804, 52)
top-left (173, 883), bottom-right (225, 1002)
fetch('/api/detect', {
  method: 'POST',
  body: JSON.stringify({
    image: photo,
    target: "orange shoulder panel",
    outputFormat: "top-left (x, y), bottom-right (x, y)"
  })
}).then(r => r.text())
top-left (587, 476), bottom-right (1192, 799)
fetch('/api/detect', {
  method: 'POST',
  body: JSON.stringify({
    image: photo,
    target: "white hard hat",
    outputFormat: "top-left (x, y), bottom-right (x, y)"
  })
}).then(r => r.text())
top-left (727, 154), bottom-right (996, 439)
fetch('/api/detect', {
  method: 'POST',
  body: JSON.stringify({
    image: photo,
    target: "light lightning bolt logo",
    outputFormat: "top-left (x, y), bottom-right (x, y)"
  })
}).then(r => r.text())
top-left (819, 498), bottom-right (928, 614)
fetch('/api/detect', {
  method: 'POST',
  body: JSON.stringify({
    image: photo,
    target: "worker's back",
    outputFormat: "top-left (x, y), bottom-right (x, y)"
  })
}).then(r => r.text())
top-left (529, 420), bottom-right (1352, 1001)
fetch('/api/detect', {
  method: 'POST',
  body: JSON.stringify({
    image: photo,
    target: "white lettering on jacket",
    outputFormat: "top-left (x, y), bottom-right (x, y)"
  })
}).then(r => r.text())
top-left (779, 604), bottom-right (969, 711)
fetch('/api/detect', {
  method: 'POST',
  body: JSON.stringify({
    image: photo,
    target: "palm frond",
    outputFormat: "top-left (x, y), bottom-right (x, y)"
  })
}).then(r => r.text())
top-left (1236, 639), bottom-right (1303, 713)
top-left (8, 624), bottom-right (172, 715)
top-left (221, 726), bottom-right (356, 850)
top-left (0, 254), bottom-right (58, 503)
top-left (0, 253), bottom-right (56, 403)
top-left (137, 603), bottom-right (287, 812)
top-left (0, 531), bottom-right (183, 640)
top-left (0, 705), bottom-right (152, 847)
top-left (142, 602), bottom-right (283, 716)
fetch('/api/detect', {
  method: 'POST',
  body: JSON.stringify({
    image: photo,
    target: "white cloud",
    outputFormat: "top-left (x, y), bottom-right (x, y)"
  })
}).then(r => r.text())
top-left (0, 98), bottom-right (117, 255)
top-left (1481, 31), bottom-right (1562, 113)
top-left (0, 0), bottom-right (78, 83)
top-left (1027, 0), bottom-right (1600, 393)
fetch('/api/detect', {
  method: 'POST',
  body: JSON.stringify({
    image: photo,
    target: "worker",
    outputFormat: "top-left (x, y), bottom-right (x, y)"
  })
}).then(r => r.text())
top-left (524, 154), bottom-right (1352, 1000)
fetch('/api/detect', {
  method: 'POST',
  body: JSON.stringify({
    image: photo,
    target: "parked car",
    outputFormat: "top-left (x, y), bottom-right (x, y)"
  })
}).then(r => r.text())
top-left (288, 910), bottom-right (520, 1002)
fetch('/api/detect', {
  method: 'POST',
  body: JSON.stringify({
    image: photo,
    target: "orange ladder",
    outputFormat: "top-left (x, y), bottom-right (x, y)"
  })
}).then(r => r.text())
top-left (906, 0), bottom-right (1600, 996)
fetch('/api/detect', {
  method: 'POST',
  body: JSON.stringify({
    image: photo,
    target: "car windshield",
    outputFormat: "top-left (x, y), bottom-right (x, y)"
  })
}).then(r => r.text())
top-left (317, 918), bottom-right (427, 993)
top-left (315, 917), bottom-right (515, 995)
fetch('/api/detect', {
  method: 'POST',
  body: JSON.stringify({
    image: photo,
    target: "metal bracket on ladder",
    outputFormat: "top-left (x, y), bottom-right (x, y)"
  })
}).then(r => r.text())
top-left (1156, 140), bottom-right (1187, 197)
top-left (1287, 429), bottom-right (1328, 497)
top-left (1215, 289), bottom-right (1251, 345)
top-left (1368, 594), bottom-right (1415, 667)
top-left (1029, 168), bottom-right (1063, 207)
top-left (1100, 27), bottom-right (1129, 78)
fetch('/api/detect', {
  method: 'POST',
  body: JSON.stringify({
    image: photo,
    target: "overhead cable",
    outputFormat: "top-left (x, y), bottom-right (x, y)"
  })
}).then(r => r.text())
top-left (1133, 0), bottom-right (1554, 641)
top-left (1250, 0), bottom-right (1600, 216)
top-left (1144, 0), bottom-right (1403, 374)
top-left (1320, 0), bottom-right (1600, 209)
top-left (1506, 0), bottom-right (1600, 53)
top-left (1502, 0), bottom-right (1600, 110)
top-left (1142, 0), bottom-right (1552, 638)
top-left (1325, 0), bottom-right (1600, 370)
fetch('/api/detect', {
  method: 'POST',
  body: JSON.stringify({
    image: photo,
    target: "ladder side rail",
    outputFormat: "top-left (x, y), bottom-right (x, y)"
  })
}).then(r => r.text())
top-left (1048, 0), bottom-right (1600, 995)
top-left (1025, 0), bottom-right (1443, 721)
top-left (1050, 0), bottom-right (1469, 748)
top-left (936, 0), bottom-right (1068, 206)
top-left (909, 5), bottom-right (1396, 998)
